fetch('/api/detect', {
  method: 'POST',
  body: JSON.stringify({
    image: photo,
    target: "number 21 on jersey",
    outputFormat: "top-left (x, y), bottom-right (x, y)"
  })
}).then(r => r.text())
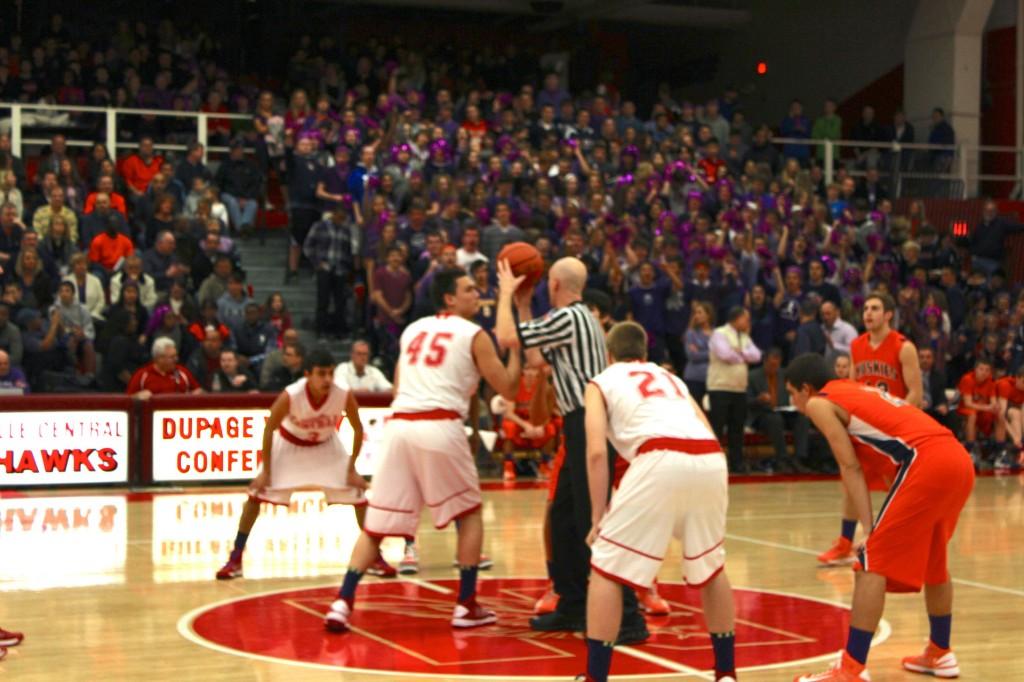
top-left (406, 331), bottom-right (453, 367)
top-left (629, 369), bottom-right (687, 399)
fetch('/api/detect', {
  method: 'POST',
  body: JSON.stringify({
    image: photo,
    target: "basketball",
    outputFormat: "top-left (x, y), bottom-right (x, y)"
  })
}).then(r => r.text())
top-left (497, 242), bottom-right (544, 288)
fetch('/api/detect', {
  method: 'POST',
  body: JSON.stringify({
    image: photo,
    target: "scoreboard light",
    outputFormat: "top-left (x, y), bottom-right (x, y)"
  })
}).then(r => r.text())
top-left (756, 61), bottom-right (768, 76)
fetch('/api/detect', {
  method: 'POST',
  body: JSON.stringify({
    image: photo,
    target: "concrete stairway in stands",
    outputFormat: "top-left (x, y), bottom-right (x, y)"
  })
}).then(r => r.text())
top-left (236, 230), bottom-right (350, 356)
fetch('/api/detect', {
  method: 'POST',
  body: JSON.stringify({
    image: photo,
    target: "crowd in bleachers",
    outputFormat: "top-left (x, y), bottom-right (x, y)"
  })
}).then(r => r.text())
top-left (1, 17), bottom-right (1023, 469)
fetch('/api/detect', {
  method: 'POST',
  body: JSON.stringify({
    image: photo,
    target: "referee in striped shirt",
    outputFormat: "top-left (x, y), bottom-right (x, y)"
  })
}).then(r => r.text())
top-left (496, 257), bottom-right (648, 643)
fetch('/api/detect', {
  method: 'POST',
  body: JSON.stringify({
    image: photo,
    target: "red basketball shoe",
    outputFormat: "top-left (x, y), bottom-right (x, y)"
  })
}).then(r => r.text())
top-left (215, 556), bottom-right (243, 580)
top-left (324, 599), bottom-right (352, 632)
top-left (503, 460), bottom-right (517, 481)
top-left (901, 642), bottom-right (960, 678)
top-left (451, 598), bottom-right (497, 628)
top-left (366, 554), bottom-right (397, 577)
top-left (817, 537), bottom-right (856, 566)
top-left (794, 651), bottom-right (871, 681)
top-left (0, 627), bottom-right (23, 647)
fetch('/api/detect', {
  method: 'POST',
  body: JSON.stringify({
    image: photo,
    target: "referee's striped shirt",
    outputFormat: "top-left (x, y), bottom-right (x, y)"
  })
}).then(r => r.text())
top-left (518, 301), bottom-right (606, 414)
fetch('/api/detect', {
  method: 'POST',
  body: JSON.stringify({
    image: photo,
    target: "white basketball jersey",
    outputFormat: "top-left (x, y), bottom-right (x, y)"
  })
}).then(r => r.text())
top-left (280, 377), bottom-right (349, 444)
top-left (390, 313), bottom-right (482, 420)
top-left (590, 361), bottom-right (716, 461)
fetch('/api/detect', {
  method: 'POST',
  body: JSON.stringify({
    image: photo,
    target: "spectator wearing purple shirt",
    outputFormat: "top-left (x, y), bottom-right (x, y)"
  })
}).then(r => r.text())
top-left (536, 73), bottom-right (570, 113)
top-left (779, 99), bottom-right (811, 165)
top-left (0, 348), bottom-right (28, 393)
top-left (371, 246), bottom-right (412, 368)
top-left (628, 262), bottom-right (670, 364)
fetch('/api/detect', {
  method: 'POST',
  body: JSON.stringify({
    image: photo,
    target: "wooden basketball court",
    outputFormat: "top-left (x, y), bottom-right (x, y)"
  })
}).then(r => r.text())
top-left (2, 475), bottom-right (1022, 680)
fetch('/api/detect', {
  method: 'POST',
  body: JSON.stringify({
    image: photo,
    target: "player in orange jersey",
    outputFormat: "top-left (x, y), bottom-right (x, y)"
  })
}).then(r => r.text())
top-left (498, 365), bottom-right (559, 481)
top-left (786, 353), bottom-right (973, 681)
top-left (957, 356), bottom-right (999, 469)
top-left (993, 365), bottom-right (1024, 468)
top-left (818, 291), bottom-right (922, 567)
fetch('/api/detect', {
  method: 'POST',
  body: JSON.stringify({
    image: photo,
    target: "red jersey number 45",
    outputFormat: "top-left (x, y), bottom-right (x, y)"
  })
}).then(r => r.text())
top-left (406, 332), bottom-right (453, 367)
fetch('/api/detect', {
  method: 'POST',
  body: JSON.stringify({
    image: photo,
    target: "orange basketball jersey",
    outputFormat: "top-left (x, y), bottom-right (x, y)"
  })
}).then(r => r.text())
top-left (818, 379), bottom-right (956, 480)
top-left (851, 330), bottom-right (908, 398)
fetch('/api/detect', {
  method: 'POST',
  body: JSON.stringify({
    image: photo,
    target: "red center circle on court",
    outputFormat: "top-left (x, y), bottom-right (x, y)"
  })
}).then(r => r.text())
top-left (181, 578), bottom-right (872, 678)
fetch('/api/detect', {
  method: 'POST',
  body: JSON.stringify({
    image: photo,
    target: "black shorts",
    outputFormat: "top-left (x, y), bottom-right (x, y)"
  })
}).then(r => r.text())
top-left (289, 207), bottom-right (321, 247)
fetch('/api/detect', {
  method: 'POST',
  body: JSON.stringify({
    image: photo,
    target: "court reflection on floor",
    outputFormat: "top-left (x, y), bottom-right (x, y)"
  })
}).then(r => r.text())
top-left (0, 496), bottom-right (127, 590)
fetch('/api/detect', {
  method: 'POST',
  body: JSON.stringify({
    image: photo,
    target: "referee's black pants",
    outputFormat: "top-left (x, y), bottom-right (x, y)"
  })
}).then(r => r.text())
top-left (550, 408), bottom-right (641, 621)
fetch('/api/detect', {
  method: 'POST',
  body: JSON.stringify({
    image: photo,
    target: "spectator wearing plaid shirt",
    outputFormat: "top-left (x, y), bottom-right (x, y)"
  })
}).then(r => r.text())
top-left (303, 205), bottom-right (354, 339)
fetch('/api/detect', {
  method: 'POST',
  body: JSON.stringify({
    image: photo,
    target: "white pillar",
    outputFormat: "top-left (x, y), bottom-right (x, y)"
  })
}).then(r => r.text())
top-left (10, 105), bottom-right (21, 158)
top-left (904, 0), bottom-right (994, 194)
top-left (106, 109), bottom-right (118, 162)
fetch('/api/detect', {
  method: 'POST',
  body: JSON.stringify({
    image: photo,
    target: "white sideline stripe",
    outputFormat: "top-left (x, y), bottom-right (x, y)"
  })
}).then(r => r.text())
top-left (614, 645), bottom-right (713, 679)
top-left (400, 577), bottom-right (453, 594)
top-left (726, 533), bottom-right (1024, 598)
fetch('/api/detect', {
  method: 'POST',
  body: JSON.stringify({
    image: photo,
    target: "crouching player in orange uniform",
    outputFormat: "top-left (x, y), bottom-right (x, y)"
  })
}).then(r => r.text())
top-left (786, 353), bottom-right (974, 681)
top-left (578, 322), bottom-right (736, 682)
top-left (499, 365), bottom-right (560, 481)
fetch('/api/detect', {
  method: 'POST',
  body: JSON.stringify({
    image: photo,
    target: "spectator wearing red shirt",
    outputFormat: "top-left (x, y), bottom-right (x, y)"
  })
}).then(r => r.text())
top-left (994, 367), bottom-right (1024, 462)
top-left (201, 91), bottom-right (232, 145)
top-left (84, 175), bottom-right (128, 216)
top-left (126, 337), bottom-right (202, 399)
top-left (697, 139), bottom-right (727, 184)
top-left (88, 220), bottom-right (135, 273)
top-left (120, 136), bottom-right (164, 199)
top-left (460, 104), bottom-right (488, 138)
top-left (957, 357), bottom-right (997, 456)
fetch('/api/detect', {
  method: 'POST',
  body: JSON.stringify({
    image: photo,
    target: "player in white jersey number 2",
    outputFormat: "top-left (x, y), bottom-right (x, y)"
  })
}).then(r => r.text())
top-left (576, 322), bottom-right (738, 682)
top-left (216, 346), bottom-right (383, 580)
top-left (325, 267), bottom-right (522, 632)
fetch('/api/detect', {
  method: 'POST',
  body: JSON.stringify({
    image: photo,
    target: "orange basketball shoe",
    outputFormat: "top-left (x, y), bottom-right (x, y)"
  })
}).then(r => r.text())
top-left (503, 460), bottom-right (517, 481)
top-left (639, 585), bottom-right (670, 616)
top-left (901, 642), bottom-right (960, 678)
top-left (534, 587), bottom-right (559, 614)
top-left (817, 536), bottom-right (856, 566)
top-left (794, 651), bottom-right (870, 681)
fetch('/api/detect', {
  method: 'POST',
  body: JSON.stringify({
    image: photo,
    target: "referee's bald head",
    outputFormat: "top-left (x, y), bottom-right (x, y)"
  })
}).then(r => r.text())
top-left (550, 257), bottom-right (587, 305)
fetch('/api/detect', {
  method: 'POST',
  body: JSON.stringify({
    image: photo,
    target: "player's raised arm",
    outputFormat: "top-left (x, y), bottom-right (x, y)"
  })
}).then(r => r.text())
top-left (472, 330), bottom-right (521, 401)
top-left (260, 390), bottom-right (291, 482)
top-left (584, 382), bottom-right (609, 539)
top-left (805, 397), bottom-right (873, 533)
top-left (899, 340), bottom-right (923, 408)
top-left (495, 259), bottom-right (527, 350)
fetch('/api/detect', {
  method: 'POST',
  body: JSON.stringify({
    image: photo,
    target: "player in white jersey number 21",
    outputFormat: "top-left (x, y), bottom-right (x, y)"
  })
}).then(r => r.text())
top-left (576, 322), bottom-right (738, 682)
top-left (325, 267), bottom-right (522, 632)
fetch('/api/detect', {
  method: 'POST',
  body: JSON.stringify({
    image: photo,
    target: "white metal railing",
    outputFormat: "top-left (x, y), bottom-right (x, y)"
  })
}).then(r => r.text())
top-left (2, 102), bottom-right (1022, 198)
top-left (0, 102), bottom-right (252, 163)
top-left (770, 136), bottom-right (1024, 199)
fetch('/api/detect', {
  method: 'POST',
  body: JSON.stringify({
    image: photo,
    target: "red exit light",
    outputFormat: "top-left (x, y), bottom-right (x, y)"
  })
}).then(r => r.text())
top-left (952, 220), bottom-right (969, 237)
top-left (756, 61), bottom-right (768, 76)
